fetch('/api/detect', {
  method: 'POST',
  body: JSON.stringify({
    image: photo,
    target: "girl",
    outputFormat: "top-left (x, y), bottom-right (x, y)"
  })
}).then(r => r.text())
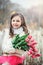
top-left (0, 13), bottom-right (40, 65)
top-left (1, 13), bottom-right (29, 65)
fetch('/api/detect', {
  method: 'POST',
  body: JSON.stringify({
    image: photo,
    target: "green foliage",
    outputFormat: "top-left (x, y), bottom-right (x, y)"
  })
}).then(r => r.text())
top-left (12, 34), bottom-right (29, 51)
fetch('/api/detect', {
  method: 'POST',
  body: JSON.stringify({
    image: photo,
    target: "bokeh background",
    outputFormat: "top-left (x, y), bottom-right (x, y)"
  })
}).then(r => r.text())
top-left (0, 0), bottom-right (43, 65)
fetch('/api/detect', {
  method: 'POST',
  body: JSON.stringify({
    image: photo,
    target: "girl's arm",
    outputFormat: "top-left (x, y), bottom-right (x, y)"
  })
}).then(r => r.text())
top-left (0, 30), bottom-right (5, 55)
top-left (2, 28), bottom-right (16, 54)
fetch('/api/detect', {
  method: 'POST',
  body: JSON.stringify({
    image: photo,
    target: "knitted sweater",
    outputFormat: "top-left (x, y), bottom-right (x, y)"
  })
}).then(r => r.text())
top-left (2, 27), bottom-right (25, 53)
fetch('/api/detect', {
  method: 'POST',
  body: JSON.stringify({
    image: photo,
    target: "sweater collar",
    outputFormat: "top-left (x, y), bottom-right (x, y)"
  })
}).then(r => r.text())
top-left (13, 27), bottom-right (24, 35)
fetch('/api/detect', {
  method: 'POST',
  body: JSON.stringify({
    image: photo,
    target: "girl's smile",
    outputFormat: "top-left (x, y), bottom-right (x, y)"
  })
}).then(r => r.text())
top-left (11, 16), bottom-right (21, 29)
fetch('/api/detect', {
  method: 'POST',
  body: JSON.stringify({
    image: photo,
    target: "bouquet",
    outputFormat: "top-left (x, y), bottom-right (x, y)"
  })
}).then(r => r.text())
top-left (12, 34), bottom-right (41, 58)
top-left (0, 34), bottom-right (41, 65)
top-left (12, 34), bottom-right (29, 51)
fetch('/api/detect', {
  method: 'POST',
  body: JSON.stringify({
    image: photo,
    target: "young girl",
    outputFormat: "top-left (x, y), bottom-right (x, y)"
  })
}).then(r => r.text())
top-left (1, 13), bottom-right (29, 65)
top-left (0, 13), bottom-right (40, 65)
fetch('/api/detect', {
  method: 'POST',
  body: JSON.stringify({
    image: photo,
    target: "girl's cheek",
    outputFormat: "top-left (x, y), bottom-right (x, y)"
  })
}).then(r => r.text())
top-left (11, 22), bottom-right (15, 25)
top-left (18, 22), bottom-right (21, 26)
top-left (11, 23), bottom-right (15, 28)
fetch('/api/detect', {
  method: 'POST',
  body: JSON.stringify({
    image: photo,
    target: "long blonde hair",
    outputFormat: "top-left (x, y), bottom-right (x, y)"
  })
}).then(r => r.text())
top-left (9, 13), bottom-right (28, 37)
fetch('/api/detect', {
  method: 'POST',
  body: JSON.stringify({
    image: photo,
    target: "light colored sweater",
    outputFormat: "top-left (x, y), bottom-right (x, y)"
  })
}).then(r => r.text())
top-left (2, 27), bottom-right (25, 53)
top-left (1, 27), bottom-right (28, 65)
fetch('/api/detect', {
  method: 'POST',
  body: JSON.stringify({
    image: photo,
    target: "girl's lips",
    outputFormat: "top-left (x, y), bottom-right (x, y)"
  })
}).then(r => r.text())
top-left (13, 24), bottom-right (18, 27)
top-left (15, 25), bottom-right (18, 26)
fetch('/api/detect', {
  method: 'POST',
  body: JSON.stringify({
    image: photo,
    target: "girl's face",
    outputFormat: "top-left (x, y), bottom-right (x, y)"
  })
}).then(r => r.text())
top-left (11, 16), bottom-right (21, 29)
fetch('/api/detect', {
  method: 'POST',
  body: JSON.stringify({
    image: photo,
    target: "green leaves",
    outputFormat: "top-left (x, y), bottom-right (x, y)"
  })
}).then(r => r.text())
top-left (12, 34), bottom-right (29, 51)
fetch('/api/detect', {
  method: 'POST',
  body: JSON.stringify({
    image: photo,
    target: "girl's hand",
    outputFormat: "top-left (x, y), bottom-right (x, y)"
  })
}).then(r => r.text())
top-left (22, 51), bottom-right (28, 57)
top-left (14, 49), bottom-right (25, 57)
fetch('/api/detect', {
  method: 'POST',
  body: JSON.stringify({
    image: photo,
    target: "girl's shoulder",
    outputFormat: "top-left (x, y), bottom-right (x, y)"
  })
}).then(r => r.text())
top-left (0, 28), bottom-right (9, 40)
top-left (2, 28), bottom-right (10, 39)
top-left (2, 28), bottom-right (10, 36)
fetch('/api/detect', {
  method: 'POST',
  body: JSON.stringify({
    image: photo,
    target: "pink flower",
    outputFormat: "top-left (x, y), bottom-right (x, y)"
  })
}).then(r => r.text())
top-left (31, 38), bottom-right (34, 42)
top-left (25, 38), bottom-right (30, 43)
top-left (33, 47), bottom-right (38, 52)
top-left (28, 42), bottom-right (37, 46)
top-left (25, 35), bottom-right (41, 58)
top-left (35, 54), bottom-right (41, 57)
top-left (28, 35), bottom-right (32, 39)
top-left (31, 54), bottom-right (36, 58)
top-left (31, 54), bottom-right (41, 58)
top-left (28, 48), bottom-right (34, 55)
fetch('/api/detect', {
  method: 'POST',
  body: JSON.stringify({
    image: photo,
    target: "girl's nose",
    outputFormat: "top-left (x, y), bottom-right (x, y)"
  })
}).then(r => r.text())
top-left (14, 21), bottom-right (18, 25)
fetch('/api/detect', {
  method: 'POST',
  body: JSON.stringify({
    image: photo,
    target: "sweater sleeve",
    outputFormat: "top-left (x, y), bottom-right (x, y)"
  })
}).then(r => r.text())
top-left (0, 30), bottom-right (4, 55)
top-left (2, 28), bottom-right (15, 53)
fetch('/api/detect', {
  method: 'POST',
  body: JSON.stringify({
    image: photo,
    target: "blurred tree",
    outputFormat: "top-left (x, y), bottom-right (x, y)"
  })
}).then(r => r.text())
top-left (0, 0), bottom-right (11, 24)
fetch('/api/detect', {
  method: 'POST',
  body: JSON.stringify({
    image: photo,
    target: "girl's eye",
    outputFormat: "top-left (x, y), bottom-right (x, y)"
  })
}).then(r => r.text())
top-left (12, 20), bottom-right (20, 22)
top-left (13, 20), bottom-right (15, 22)
top-left (16, 20), bottom-right (20, 22)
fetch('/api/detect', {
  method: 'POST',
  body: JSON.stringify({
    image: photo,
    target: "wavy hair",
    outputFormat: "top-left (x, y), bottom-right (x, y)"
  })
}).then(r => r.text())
top-left (9, 13), bottom-right (28, 37)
